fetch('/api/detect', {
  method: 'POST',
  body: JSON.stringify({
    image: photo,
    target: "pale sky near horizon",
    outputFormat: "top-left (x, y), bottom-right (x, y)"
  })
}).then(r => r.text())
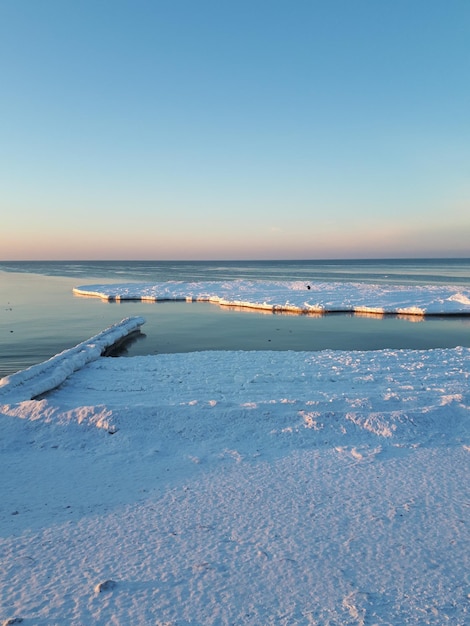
top-left (1, 0), bottom-right (469, 260)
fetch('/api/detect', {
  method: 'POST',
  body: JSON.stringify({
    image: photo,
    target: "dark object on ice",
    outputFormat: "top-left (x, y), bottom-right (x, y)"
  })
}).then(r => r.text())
top-left (3, 618), bottom-right (24, 625)
top-left (307, 285), bottom-right (311, 290)
top-left (94, 580), bottom-right (117, 593)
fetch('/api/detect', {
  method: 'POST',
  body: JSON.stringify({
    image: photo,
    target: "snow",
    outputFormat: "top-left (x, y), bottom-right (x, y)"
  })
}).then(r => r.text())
top-left (73, 280), bottom-right (470, 315)
top-left (1, 320), bottom-right (469, 624)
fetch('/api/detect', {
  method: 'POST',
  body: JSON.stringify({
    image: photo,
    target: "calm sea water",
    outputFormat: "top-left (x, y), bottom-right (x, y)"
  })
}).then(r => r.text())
top-left (1, 259), bottom-right (470, 377)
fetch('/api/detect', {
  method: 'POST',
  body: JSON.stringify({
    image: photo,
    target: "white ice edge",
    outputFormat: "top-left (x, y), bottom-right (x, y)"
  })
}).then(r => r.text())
top-left (0, 316), bottom-right (145, 402)
top-left (73, 280), bottom-right (470, 315)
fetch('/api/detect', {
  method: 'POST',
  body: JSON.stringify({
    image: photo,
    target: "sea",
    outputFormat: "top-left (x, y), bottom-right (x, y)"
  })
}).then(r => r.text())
top-left (1, 258), bottom-right (470, 378)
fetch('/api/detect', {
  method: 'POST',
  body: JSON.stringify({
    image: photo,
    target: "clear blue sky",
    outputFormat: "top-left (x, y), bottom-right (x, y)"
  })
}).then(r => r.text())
top-left (1, 0), bottom-right (469, 260)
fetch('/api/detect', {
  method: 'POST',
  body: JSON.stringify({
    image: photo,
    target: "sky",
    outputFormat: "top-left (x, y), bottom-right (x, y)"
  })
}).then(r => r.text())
top-left (0, 0), bottom-right (469, 261)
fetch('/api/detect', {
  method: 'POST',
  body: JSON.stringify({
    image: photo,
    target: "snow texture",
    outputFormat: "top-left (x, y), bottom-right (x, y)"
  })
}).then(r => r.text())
top-left (1, 334), bottom-right (469, 624)
top-left (74, 279), bottom-right (470, 315)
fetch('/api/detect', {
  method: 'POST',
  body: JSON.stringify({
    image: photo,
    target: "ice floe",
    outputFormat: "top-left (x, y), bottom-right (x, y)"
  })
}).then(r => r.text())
top-left (74, 280), bottom-right (470, 315)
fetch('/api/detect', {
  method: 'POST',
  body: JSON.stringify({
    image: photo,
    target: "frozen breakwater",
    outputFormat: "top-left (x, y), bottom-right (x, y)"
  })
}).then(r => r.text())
top-left (0, 317), bottom-right (145, 402)
top-left (74, 279), bottom-right (470, 316)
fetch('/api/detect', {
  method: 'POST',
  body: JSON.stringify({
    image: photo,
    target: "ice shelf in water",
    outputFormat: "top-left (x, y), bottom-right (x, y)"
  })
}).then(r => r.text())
top-left (73, 280), bottom-right (470, 315)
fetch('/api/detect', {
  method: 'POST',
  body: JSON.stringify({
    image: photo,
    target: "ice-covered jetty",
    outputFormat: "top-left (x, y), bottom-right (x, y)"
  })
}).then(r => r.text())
top-left (0, 316), bottom-right (145, 402)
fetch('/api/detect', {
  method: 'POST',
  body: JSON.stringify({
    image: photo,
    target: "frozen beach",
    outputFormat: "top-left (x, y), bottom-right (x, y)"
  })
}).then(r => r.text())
top-left (1, 324), bottom-right (470, 623)
top-left (1, 270), bottom-right (469, 624)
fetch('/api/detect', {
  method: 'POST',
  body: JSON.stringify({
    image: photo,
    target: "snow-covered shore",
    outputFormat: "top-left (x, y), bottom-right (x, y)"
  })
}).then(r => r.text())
top-left (1, 320), bottom-right (469, 624)
top-left (73, 280), bottom-right (470, 316)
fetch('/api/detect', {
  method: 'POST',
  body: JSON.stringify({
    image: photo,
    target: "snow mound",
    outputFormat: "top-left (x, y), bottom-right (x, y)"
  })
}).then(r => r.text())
top-left (73, 280), bottom-right (470, 315)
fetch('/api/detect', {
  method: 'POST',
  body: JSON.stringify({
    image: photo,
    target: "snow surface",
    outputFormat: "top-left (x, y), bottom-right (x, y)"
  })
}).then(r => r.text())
top-left (1, 329), bottom-right (469, 624)
top-left (74, 280), bottom-right (470, 316)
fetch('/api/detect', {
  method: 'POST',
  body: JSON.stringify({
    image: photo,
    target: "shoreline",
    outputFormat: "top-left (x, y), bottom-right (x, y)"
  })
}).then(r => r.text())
top-left (3, 270), bottom-right (470, 378)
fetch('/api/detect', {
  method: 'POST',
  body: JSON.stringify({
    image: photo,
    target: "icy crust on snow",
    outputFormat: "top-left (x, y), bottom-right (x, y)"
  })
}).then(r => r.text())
top-left (73, 279), bottom-right (470, 316)
top-left (11, 346), bottom-right (469, 449)
top-left (1, 346), bottom-right (469, 624)
top-left (0, 317), bottom-right (145, 402)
